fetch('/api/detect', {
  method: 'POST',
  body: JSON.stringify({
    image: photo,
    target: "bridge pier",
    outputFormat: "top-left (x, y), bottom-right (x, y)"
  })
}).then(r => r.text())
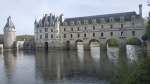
top-left (83, 43), bottom-right (90, 50)
top-left (100, 43), bottom-right (107, 50)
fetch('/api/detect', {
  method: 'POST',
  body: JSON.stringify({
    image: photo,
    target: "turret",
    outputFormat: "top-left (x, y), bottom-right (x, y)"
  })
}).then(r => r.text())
top-left (139, 4), bottom-right (142, 18)
top-left (3, 16), bottom-right (16, 49)
top-left (55, 17), bottom-right (60, 39)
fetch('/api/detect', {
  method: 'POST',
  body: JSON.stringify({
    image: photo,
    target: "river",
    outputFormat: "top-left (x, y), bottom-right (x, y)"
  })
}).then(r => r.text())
top-left (0, 45), bottom-right (146, 84)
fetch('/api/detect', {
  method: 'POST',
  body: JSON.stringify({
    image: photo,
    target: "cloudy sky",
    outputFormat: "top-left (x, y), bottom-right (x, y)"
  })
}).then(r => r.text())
top-left (0, 0), bottom-right (149, 35)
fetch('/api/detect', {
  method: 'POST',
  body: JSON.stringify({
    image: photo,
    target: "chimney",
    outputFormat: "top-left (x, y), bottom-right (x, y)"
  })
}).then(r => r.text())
top-left (139, 4), bottom-right (142, 18)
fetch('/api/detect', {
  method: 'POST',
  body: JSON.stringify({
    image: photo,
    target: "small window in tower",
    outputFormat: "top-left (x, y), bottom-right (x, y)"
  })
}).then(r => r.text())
top-left (132, 23), bottom-right (135, 27)
top-left (93, 33), bottom-right (95, 37)
top-left (101, 32), bottom-right (103, 37)
top-left (70, 34), bottom-right (73, 38)
top-left (84, 33), bottom-right (86, 37)
top-left (85, 26), bottom-right (87, 30)
top-left (121, 24), bottom-right (124, 28)
top-left (71, 27), bottom-right (73, 31)
top-left (40, 35), bottom-right (42, 39)
top-left (132, 31), bottom-right (135, 36)
top-left (51, 29), bottom-right (53, 32)
top-left (51, 34), bottom-right (53, 38)
top-left (64, 28), bottom-right (66, 31)
top-left (101, 25), bottom-right (104, 29)
top-left (40, 29), bottom-right (42, 33)
top-left (110, 24), bottom-right (113, 29)
top-left (78, 27), bottom-right (79, 31)
top-left (78, 33), bottom-right (80, 38)
top-left (93, 26), bottom-right (95, 30)
top-left (45, 28), bottom-right (48, 32)
top-left (121, 31), bottom-right (124, 36)
top-left (45, 34), bottom-right (48, 38)
top-left (110, 32), bottom-right (113, 36)
top-left (64, 34), bottom-right (66, 38)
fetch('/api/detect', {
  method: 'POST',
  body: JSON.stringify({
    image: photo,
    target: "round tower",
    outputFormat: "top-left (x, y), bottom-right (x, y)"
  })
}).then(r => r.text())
top-left (3, 16), bottom-right (16, 49)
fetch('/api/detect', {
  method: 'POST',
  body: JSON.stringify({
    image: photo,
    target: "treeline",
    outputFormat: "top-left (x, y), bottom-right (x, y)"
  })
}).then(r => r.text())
top-left (0, 34), bottom-right (34, 44)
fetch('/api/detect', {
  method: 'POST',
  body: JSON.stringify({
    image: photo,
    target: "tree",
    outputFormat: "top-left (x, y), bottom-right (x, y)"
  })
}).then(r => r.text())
top-left (145, 19), bottom-right (150, 36)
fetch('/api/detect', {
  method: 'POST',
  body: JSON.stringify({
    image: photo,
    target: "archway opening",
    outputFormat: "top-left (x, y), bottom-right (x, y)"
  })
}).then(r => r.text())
top-left (126, 37), bottom-right (141, 45)
top-left (66, 40), bottom-right (70, 50)
top-left (75, 39), bottom-right (83, 50)
top-left (106, 39), bottom-right (119, 48)
top-left (89, 39), bottom-right (100, 51)
top-left (45, 42), bottom-right (48, 50)
top-left (26, 44), bottom-right (30, 48)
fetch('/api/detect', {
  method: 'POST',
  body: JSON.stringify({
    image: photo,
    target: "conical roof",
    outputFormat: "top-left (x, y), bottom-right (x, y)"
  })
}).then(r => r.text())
top-left (4, 16), bottom-right (15, 28)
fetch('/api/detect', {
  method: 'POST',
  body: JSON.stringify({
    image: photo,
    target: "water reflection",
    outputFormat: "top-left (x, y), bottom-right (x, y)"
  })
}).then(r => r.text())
top-left (0, 45), bottom-right (145, 84)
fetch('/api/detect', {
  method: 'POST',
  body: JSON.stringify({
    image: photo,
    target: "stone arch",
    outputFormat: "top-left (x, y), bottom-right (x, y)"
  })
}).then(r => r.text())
top-left (106, 38), bottom-right (119, 47)
top-left (89, 39), bottom-right (100, 47)
top-left (25, 44), bottom-right (30, 48)
top-left (126, 37), bottom-right (141, 45)
top-left (75, 39), bottom-right (83, 46)
top-left (45, 42), bottom-right (48, 50)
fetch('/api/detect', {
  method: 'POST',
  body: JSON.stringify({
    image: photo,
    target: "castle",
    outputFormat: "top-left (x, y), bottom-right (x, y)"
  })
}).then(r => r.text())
top-left (34, 4), bottom-right (144, 50)
top-left (1, 4), bottom-right (144, 50)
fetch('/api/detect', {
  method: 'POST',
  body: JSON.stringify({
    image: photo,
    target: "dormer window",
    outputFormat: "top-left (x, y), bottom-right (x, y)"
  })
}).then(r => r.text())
top-left (100, 18), bottom-right (105, 23)
top-left (84, 20), bottom-right (88, 24)
top-left (131, 16), bottom-right (136, 20)
top-left (77, 21), bottom-right (81, 25)
top-left (92, 19), bottom-right (96, 23)
top-left (120, 17), bottom-right (124, 21)
top-left (109, 17), bottom-right (114, 22)
top-left (70, 21), bottom-right (74, 25)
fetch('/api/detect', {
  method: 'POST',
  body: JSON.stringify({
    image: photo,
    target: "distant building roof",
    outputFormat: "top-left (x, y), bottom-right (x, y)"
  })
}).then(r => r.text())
top-left (4, 16), bottom-right (15, 28)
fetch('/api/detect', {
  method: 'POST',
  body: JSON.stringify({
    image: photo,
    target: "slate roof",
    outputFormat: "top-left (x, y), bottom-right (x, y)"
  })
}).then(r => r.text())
top-left (4, 16), bottom-right (15, 28)
top-left (63, 11), bottom-right (141, 25)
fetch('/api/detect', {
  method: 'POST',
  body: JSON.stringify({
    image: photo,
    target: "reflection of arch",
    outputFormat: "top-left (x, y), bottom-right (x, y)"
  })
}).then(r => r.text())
top-left (106, 38), bottom-right (119, 47)
top-left (89, 39), bottom-right (100, 47)
top-left (45, 42), bottom-right (48, 50)
top-left (126, 37), bottom-right (141, 45)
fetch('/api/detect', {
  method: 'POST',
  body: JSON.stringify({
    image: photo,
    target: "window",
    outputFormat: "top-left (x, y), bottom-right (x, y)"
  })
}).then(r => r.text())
top-left (121, 31), bottom-right (124, 36)
top-left (70, 21), bottom-right (74, 25)
top-left (78, 27), bottom-right (79, 31)
top-left (110, 24), bottom-right (113, 29)
top-left (71, 27), bottom-right (73, 31)
top-left (78, 33), bottom-right (80, 38)
top-left (51, 34), bottom-right (53, 38)
top-left (132, 23), bottom-right (135, 27)
top-left (70, 34), bottom-right (73, 38)
top-left (110, 32), bottom-right (113, 36)
top-left (121, 24), bottom-right (124, 28)
top-left (93, 33), bottom-right (95, 37)
top-left (101, 33), bottom-right (103, 37)
top-left (77, 21), bottom-right (80, 24)
top-left (131, 16), bottom-right (135, 20)
top-left (64, 34), bottom-right (66, 38)
top-left (85, 26), bottom-right (87, 30)
top-left (64, 28), bottom-right (66, 31)
top-left (40, 29), bottom-right (42, 33)
top-left (84, 20), bottom-right (88, 24)
top-left (92, 19), bottom-right (96, 23)
top-left (45, 28), bottom-right (48, 32)
top-left (45, 34), bottom-right (48, 38)
top-left (101, 18), bottom-right (105, 22)
top-left (120, 17), bottom-right (124, 21)
top-left (40, 35), bottom-right (42, 39)
top-left (109, 18), bottom-right (114, 22)
top-left (93, 26), bottom-right (95, 30)
top-left (101, 25), bottom-right (104, 29)
top-left (51, 29), bottom-right (53, 32)
top-left (84, 33), bottom-right (86, 37)
top-left (132, 31), bottom-right (135, 36)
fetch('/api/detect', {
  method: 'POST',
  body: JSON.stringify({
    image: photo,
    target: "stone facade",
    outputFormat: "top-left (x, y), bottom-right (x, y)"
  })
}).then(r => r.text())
top-left (0, 44), bottom-right (3, 51)
top-left (34, 5), bottom-right (144, 50)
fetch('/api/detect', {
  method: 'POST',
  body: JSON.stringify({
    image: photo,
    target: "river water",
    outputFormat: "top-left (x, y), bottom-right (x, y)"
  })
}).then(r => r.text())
top-left (0, 45), bottom-right (145, 84)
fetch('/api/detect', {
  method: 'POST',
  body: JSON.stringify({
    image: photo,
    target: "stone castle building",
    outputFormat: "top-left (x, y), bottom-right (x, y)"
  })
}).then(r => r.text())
top-left (34, 4), bottom-right (144, 50)
top-left (3, 16), bottom-right (35, 50)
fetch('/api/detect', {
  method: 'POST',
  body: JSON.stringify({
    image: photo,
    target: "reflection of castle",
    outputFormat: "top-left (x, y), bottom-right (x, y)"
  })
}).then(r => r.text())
top-left (3, 16), bottom-right (35, 49)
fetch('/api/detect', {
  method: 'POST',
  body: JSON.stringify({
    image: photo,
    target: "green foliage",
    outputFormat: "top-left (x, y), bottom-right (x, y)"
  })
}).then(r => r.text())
top-left (16, 35), bottom-right (34, 41)
top-left (127, 38), bottom-right (141, 45)
top-left (107, 39), bottom-right (119, 47)
top-left (0, 34), bottom-right (4, 44)
top-left (142, 35), bottom-right (148, 42)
